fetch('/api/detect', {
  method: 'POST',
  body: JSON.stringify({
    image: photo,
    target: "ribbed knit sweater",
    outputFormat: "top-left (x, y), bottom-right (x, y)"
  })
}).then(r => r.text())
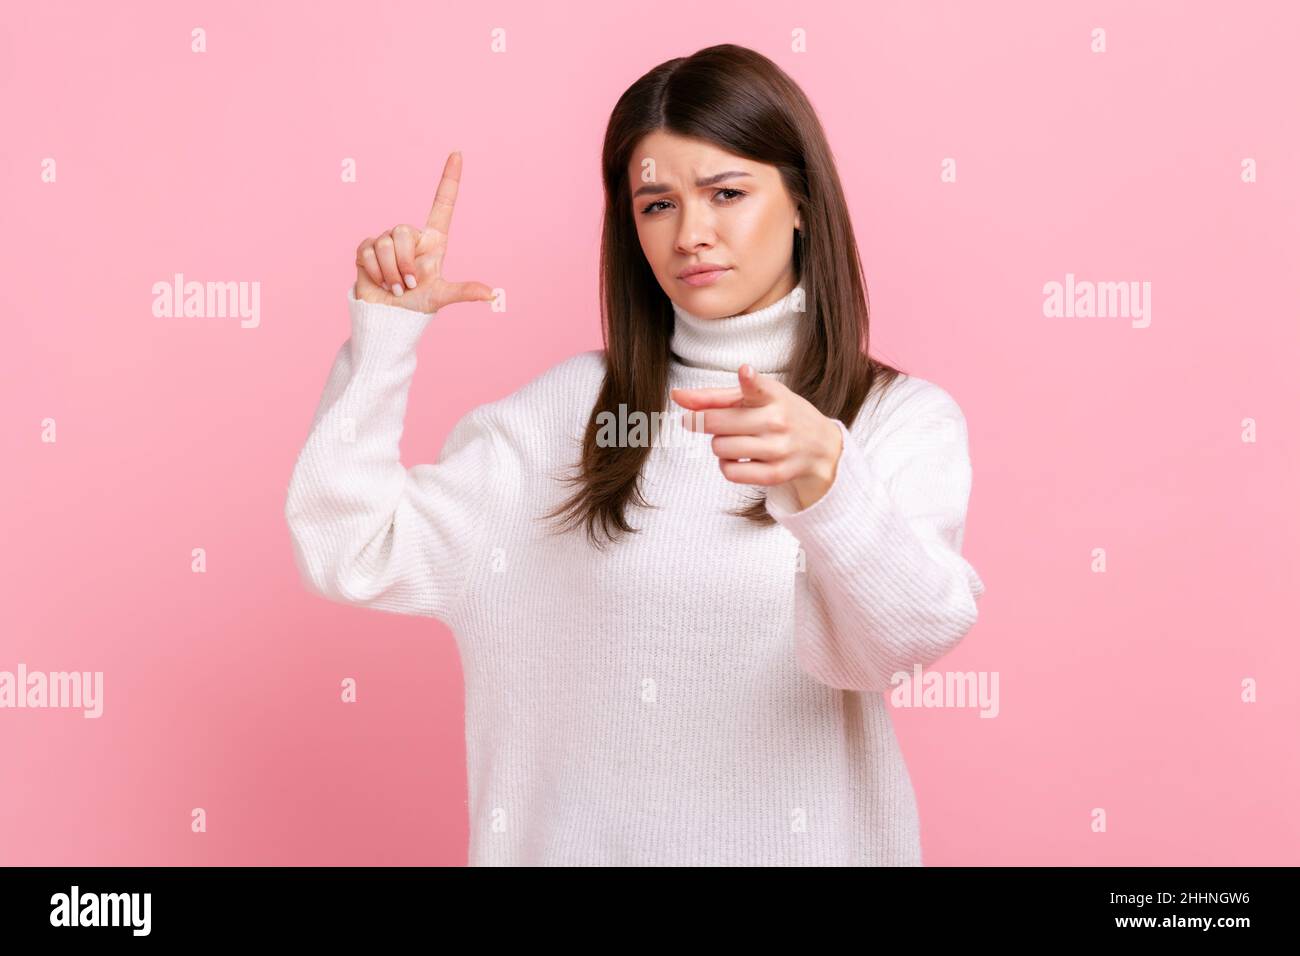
top-left (284, 280), bottom-right (986, 866)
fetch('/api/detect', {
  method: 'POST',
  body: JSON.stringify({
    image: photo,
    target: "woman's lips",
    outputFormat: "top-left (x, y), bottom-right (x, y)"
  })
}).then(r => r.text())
top-left (678, 267), bottom-right (731, 287)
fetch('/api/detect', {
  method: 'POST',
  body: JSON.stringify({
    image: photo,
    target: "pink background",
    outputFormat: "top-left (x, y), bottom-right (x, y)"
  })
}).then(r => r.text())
top-left (3, 0), bottom-right (1297, 865)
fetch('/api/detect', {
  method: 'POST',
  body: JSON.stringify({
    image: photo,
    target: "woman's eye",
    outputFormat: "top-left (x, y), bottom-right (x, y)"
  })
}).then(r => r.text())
top-left (639, 188), bottom-right (747, 216)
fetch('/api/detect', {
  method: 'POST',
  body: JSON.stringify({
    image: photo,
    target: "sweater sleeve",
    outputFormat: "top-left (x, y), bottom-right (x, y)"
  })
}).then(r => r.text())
top-left (283, 286), bottom-right (499, 625)
top-left (764, 383), bottom-right (985, 692)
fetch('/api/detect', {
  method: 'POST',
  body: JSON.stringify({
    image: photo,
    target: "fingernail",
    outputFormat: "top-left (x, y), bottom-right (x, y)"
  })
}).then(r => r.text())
top-left (404, 274), bottom-right (417, 289)
top-left (392, 283), bottom-right (404, 296)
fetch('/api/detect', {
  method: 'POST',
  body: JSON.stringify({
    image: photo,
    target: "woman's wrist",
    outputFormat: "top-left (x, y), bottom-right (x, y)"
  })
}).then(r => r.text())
top-left (788, 416), bottom-right (843, 510)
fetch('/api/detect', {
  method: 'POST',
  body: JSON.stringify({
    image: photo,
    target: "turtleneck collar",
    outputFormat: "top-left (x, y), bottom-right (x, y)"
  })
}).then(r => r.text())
top-left (669, 279), bottom-right (806, 374)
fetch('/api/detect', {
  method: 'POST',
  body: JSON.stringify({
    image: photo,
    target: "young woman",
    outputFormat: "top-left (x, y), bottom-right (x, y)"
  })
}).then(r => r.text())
top-left (285, 43), bottom-right (985, 866)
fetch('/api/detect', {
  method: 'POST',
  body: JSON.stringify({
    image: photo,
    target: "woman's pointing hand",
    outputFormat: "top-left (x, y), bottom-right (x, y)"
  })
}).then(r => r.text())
top-left (671, 364), bottom-right (844, 510)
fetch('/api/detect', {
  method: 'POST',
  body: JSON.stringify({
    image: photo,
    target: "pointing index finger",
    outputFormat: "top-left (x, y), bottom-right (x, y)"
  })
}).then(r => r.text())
top-left (671, 386), bottom-right (743, 410)
top-left (426, 150), bottom-right (463, 234)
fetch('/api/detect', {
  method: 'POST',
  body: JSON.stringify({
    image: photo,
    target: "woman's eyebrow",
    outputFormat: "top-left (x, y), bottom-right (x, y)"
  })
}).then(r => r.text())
top-left (632, 170), bottom-right (752, 198)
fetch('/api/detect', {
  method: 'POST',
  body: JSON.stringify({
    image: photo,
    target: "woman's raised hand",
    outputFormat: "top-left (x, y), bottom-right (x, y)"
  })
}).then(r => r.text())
top-left (354, 151), bottom-right (495, 314)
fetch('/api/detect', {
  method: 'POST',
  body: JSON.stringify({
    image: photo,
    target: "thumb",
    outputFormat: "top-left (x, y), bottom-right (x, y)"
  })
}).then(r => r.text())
top-left (443, 280), bottom-right (496, 304)
top-left (738, 364), bottom-right (774, 405)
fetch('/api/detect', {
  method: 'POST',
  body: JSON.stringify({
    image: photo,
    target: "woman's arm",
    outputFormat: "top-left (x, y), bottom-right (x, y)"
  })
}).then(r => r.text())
top-left (283, 288), bottom-right (498, 625)
top-left (766, 382), bottom-right (986, 692)
top-left (285, 151), bottom-right (499, 625)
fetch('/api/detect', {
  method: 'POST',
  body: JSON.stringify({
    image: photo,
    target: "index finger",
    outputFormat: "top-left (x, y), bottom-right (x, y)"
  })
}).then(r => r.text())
top-left (426, 150), bottom-right (463, 234)
top-left (670, 386), bottom-right (743, 410)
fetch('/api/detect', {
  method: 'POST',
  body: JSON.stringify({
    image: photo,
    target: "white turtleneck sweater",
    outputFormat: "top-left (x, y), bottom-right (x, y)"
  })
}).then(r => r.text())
top-left (284, 280), bottom-right (985, 866)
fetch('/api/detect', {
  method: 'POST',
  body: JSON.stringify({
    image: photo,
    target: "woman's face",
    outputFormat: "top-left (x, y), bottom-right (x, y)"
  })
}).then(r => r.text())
top-left (628, 129), bottom-right (801, 319)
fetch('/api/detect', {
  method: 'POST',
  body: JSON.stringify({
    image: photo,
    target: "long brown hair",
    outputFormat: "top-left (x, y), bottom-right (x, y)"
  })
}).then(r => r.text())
top-left (545, 43), bottom-right (903, 549)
